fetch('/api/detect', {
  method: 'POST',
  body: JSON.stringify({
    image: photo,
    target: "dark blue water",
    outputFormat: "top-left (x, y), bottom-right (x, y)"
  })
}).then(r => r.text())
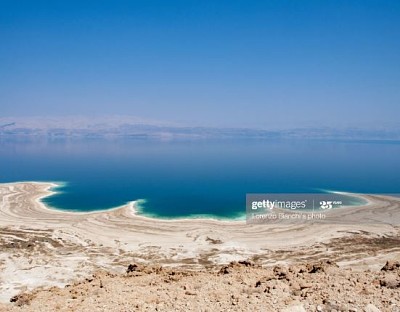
top-left (1, 137), bottom-right (399, 218)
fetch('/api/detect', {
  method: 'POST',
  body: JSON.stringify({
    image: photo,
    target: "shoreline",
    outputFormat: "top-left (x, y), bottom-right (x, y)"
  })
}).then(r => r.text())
top-left (1, 181), bottom-right (400, 303)
top-left (2, 180), bottom-right (399, 228)
top-left (3, 180), bottom-right (379, 222)
top-left (14, 180), bottom-right (248, 223)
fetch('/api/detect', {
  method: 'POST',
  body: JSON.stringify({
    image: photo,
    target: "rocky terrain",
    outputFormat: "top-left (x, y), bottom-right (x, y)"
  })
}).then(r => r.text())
top-left (1, 259), bottom-right (399, 312)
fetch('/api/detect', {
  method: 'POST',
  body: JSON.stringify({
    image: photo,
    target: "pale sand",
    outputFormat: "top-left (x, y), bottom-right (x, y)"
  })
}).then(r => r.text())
top-left (0, 182), bottom-right (400, 303)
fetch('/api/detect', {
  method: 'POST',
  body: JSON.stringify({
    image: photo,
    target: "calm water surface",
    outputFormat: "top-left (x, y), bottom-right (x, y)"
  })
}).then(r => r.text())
top-left (1, 138), bottom-right (399, 218)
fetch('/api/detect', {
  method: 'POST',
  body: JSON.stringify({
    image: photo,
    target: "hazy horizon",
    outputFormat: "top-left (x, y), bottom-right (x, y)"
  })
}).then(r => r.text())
top-left (1, 114), bottom-right (400, 130)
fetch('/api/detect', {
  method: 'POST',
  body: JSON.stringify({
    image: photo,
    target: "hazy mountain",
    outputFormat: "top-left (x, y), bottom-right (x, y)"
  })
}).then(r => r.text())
top-left (0, 116), bottom-right (399, 141)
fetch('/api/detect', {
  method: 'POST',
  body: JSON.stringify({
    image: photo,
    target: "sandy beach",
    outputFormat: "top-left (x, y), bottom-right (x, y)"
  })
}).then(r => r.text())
top-left (1, 182), bottom-right (400, 310)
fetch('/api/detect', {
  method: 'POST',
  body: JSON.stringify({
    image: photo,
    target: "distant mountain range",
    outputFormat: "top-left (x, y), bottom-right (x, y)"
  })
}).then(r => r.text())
top-left (1, 116), bottom-right (399, 141)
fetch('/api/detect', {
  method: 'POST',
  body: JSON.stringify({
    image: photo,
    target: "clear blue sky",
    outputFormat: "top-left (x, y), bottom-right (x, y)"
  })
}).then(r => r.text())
top-left (1, 0), bottom-right (399, 128)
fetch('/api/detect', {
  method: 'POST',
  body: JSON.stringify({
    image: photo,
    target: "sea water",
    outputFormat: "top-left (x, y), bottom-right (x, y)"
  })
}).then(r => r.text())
top-left (1, 137), bottom-right (399, 219)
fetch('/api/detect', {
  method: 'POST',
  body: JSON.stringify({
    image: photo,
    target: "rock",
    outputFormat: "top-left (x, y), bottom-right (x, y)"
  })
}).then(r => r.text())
top-left (10, 293), bottom-right (34, 307)
top-left (309, 260), bottom-right (338, 272)
top-left (323, 299), bottom-right (336, 305)
top-left (228, 261), bottom-right (241, 268)
top-left (273, 266), bottom-right (289, 279)
top-left (307, 263), bottom-right (325, 273)
top-left (292, 290), bottom-right (302, 296)
top-left (299, 282), bottom-right (312, 289)
top-left (282, 304), bottom-right (306, 312)
top-left (381, 260), bottom-right (400, 271)
top-left (364, 304), bottom-right (381, 312)
top-left (127, 263), bottom-right (144, 273)
top-left (379, 276), bottom-right (399, 288)
top-left (238, 260), bottom-right (254, 267)
top-left (289, 281), bottom-right (301, 291)
top-left (219, 266), bottom-right (231, 274)
top-left (219, 261), bottom-right (247, 274)
top-left (322, 299), bottom-right (341, 311)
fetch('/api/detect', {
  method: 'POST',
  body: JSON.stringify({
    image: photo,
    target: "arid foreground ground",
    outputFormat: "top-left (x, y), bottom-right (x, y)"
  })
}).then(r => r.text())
top-left (0, 182), bottom-right (400, 311)
top-left (1, 256), bottom-right (400, 312)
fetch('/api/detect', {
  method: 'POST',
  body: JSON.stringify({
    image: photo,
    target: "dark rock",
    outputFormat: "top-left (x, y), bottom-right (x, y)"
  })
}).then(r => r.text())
top-left (307, 263), bottom-right (324, 274)
top-left (10, 293), bottom-right (33, 307)
top-left (381, 260), bottom-right (400, 271)
top-left (238, 260), bottom-right (254, 267)
top-left (219, 266), bottom-right (231, 275)
top-left (127, 263), bottom-right (144, 273)
top-left (273, 266), bottom-right (289, 279)
top-left (306, 261), bottom-right (338, 274)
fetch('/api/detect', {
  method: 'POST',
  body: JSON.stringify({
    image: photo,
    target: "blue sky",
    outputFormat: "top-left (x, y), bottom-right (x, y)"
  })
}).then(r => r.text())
top-left (1, 0), bottom-right (399, 128)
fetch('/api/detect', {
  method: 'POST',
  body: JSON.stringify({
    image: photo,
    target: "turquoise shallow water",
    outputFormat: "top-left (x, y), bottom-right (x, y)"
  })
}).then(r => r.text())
top-left (0, 138), bottom-right (399, 218)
